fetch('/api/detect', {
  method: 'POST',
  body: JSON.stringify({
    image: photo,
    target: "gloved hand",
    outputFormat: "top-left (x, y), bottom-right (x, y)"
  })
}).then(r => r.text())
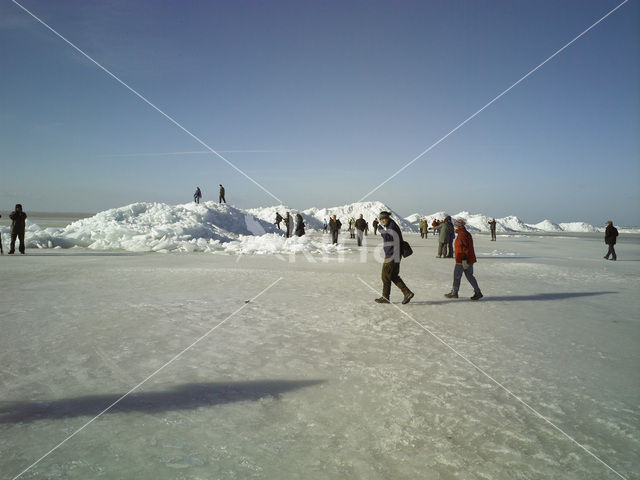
top-left (462, 260), bottom-right (469, 270)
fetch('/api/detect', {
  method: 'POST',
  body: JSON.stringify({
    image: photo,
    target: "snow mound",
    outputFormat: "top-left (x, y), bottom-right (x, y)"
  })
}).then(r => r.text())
top-left (220, 233), bottom-right (350, 256)
top-left (558, 222), bottom-right (599, 233)
top-left (305, 201), bottom-right (418, 232)
top-left (528, 219), bottom-right (562, 232)
top-left (5, 202), bottom-right (280, 252)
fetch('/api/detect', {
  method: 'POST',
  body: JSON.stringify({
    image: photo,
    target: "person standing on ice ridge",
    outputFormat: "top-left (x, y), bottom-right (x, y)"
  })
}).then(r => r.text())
top-left (193, 186), bottom-right (202, 204)
top-left (603, 220), bottom-right (618, 261)
top-left (275, 212), bottom-right (283, 230)
top-left (375, 211), bottom-right (414, 304)
top-left (329, 215), bottom-right (341, 244)
top-left (355, 214), bottom-right (366, 246)
top-left (283, 212), bottom-right (292, 238)
top-left (219, 184), bottom-right (226, 203)
top-left (323, 218), bottom-right (328, 233)
top-left (488, 218), bottom-right (497, 241)
top-left (8, 204), bottom-right (27, 255)
top-left (295, 214), bottom-right (305, 237)
top-left (444, 219), bottom-right (483, 300)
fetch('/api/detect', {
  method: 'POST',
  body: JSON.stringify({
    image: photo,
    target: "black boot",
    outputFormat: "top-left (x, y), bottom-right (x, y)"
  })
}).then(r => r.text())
top-left (470, 291), bottom-right (483, 301)
top-left (402, 291), bottom-right (414, 304)
top-left (375, 297), bottom-right (390, 304)
top-left (444, 291), bottom-right (458, 298)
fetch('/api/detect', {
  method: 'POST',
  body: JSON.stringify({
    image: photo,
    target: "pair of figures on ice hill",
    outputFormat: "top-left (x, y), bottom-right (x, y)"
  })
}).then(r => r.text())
top-left (374, 212), bottom-right (482, 304)
top-left (193, 185), bottom-right (226, 204)
top-left (0, 204), bottom-right (28, 255)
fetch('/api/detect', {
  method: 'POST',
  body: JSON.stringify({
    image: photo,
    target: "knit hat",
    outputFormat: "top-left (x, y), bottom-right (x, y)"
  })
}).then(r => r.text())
top-left (454, 219), bottom-right (465, 228)
top-left (379, 211), bottom-right (391, 220)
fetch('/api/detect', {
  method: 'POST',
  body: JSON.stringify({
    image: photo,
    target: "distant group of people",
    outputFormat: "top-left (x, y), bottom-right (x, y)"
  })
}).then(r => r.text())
top-left (0, 204), bottom-right (27, 255)
top-left (274, 211), bottom-right (305, 238)
top-left (193, 184), bottom-right (226, 204)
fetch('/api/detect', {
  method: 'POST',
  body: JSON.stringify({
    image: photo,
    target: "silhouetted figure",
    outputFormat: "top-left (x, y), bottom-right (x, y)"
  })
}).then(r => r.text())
top-left (295, 214), bottom-right (305, 237)
top-left (219, 184), bottom-right (226, 203)
top-left (604, 220), bottom-right (618, 261)
top-left (355, 214), bottom-right (366, 247)
top-left (9, 204), bottom-right (27, 255)
top-left (275, 212), bottom-right (283, 230)
top-left (194, 186), bottom-right (202, 204)
top-left (284, 212), bottom-right (292, 238)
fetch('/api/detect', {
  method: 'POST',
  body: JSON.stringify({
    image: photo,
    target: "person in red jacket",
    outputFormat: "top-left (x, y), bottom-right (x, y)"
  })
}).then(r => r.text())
top-left (444, 219), bottom-right (483, 300)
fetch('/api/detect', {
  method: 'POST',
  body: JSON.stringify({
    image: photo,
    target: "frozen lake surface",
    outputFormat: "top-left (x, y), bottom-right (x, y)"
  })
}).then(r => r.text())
top-left (1, 232), bottom-right (638, 479)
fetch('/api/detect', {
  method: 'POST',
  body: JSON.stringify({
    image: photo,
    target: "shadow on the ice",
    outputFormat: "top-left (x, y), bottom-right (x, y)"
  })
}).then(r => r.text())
top-left (416, 291), bottom-right (617, 305)
top-left (0, 379), bottom-right (325, 424)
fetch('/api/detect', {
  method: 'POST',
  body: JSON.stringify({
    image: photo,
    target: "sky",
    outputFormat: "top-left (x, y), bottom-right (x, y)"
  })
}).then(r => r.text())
top-left (0, 0), bottom-right (638, 225)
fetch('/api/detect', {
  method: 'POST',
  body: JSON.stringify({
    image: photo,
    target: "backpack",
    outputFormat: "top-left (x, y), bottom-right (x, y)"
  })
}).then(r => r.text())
top-left (401, 240), bottom-right (413, 258)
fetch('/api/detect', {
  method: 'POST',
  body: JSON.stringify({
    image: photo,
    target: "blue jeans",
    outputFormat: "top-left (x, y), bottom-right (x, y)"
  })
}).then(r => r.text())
top-left (453, 263), bottom-right (480, 294)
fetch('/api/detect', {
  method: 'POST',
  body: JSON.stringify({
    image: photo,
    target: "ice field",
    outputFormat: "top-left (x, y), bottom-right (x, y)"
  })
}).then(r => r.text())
top-left (1, 231), bottom-right (639, 479)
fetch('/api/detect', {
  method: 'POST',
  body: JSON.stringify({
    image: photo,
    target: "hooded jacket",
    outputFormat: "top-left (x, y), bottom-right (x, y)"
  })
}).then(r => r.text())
top-left (454, 227), bottom-right (477, 264)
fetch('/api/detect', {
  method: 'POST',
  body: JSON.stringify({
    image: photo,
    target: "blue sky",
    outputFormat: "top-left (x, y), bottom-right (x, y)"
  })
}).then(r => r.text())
top-left (0, 0), bottom-right (638, 224)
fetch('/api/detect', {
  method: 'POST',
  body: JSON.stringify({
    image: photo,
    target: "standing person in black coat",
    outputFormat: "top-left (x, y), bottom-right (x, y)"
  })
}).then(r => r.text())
top-left (283, 212), bottom-right (293, 238)
top-left (355, 214), bottom-right (367, 247)
top-left (275, 212), bottom-right (283, 230)
top-left (372, 218), bottom-right (379, 235)
top-left (0, 214), bottom-right (3, 254)
top-left (193, 186), bottom-right (202, 204)
top-left (219, 184), bottom-right (226, 203)
top-left (9, 204), bottom-right (27, 255)
top-left (604, 221), bottom-right (618, 261)
top-left (295, 214), bottom-right (305, 237)
top-left (329, 215), bottom-right (341, 244)
top-left (375, 211), bottom-right (414, 304)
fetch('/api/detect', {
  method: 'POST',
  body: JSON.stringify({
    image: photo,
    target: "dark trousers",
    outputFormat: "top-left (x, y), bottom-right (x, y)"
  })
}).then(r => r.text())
top-left (10, 232), bottom-right (25, 254)
top-left (605, 244), bottom-right (617, 260)
top-left (453, 263), bottom-right (480, 294)
top-left (331, 231), bottom-right (338, 244)
top-left (447, 239), bottom-right (454, 258)
top-left (491, 229), bottom-right (496, 241)
top-left (381, 260), bottom-right (410, 300)
top-left (356, 230), bottom-right (364, 246)
top-left (194, 196), bottom-right (200, 204)
top-left (219, 195), bottom-right (226, 203)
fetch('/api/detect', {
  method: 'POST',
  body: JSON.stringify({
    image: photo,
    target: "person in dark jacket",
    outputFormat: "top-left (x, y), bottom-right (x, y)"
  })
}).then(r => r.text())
top-left (219, 184), bottom-right (226, 203)
top-left (9, 204), bottom-right (27, 255)
top-left (446, 216), bottom-right (455, 258)
top-left (488, 218), bottom-right (497, 241)
top-left (295, 214), bottom-right (305, 237)
top-left (283, 212), bottom-right (292, 238)
top-left (604, 221), bottom-right (618, 261)
top-left (375, 211), bottom-right (414, 304)
top-left (445, 219), bottom-right (482, 300)
top-left (355, 214), bottom-right (367, 247)
top-left (329, 215), bottom-right (341, 244)
top-left (0, 213), bottom-right (3, 254)
top-left (372, 218), bottom-right (379, 235)
top-left (275, 212), bottom-right (283, 230)
top-left (433, 217), bottom-right (452, 258)
top-left (194, 186), bottom-right (202, 204)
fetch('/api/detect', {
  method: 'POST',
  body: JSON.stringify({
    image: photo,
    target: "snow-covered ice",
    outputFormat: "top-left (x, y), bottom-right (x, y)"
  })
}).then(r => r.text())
top-left (1, 230), bottom-right (638, 479)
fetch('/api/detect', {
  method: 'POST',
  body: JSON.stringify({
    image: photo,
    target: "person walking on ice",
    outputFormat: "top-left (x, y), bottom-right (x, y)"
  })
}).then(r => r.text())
top-left (603, 220), bottom-right (618, 261)
top-left (193, 186), bottom-right (202, 204)
top-left (8, 204), bottom-right (27, 255)
top-left (375, 211), bottom-right (414, 305)
top-left (219, 184), bottom-right (226, 203)
top-left (444, 219), bottom-right (482, 300)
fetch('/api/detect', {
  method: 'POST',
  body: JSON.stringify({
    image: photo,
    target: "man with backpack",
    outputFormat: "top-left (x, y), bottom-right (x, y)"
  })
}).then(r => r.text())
top-left (375, 211), bottom-right (414, 305)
